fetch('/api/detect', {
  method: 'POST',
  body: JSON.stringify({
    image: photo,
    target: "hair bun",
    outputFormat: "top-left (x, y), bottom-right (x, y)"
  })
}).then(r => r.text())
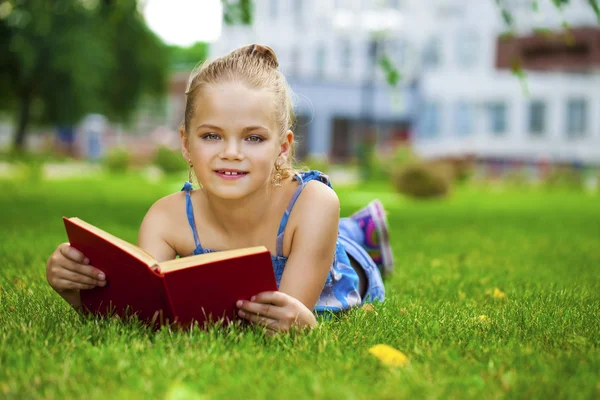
top-left (241, 44), bottom-right (279, 69)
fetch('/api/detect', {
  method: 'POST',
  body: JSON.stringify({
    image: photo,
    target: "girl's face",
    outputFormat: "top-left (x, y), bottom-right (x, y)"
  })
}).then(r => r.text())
top-left (181, 81), bottom-right (290, 200)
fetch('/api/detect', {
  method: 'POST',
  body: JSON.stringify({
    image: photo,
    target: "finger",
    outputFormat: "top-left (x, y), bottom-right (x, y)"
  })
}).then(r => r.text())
top-left (54, 268), bottom-right (106, 287)
top-left (250, 291), bottom-right (287, 306)
top-left (238, 309), bottom-right (279, 329)
top-left (237, 301), bottom-right (288, 321)
top-left (59, 243), bottom-right (89, 265)
top-left (60, 258), bottom-right (105, 281)
top-left (53, 278), bottom-right (96, 291)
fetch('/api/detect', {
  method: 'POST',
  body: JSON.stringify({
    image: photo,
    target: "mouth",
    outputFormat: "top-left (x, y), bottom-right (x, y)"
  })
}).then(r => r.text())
top-left (214, 169), bottom-right (249, 176)
top-left (214, 169), bottom-right (249, 179)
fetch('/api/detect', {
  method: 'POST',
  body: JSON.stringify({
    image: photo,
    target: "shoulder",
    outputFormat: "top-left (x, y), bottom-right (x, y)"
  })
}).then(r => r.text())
top-left (143, 191), bottom-right (184, 221)
top-left (292, 178), bottom-right (340, 224)
top-left (140, 190), bottom-right (190, 235)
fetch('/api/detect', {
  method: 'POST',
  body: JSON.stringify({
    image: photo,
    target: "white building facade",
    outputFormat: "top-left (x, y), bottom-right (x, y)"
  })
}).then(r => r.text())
top-left (210, 0), bottom-right (600, 165)
top-left (410, 0), bottom-right (600, 165)
top-left (210, 0), bottom-right (419, 161)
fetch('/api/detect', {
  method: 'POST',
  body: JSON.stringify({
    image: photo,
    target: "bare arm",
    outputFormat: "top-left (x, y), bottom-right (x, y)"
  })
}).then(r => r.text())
top-left (278, 181), bottom-right (340, 312)
top-left (236, 181), bottom-right (340, 331)
top-left (137, 198), bottom-right (178, 262)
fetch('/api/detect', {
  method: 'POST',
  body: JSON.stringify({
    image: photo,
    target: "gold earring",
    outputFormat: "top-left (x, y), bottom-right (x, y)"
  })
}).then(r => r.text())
top-left (271, 161), bottom-right (282, 187)
top-left (188, 161), bottom-right (194, 185)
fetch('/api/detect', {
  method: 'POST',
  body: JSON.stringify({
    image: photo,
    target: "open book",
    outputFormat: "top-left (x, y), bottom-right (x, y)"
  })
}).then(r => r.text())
top-left (63, 217), bottom-right (278, 328)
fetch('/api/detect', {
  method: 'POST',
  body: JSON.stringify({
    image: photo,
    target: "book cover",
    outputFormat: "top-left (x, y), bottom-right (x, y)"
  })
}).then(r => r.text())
top-left (63, 217), bottom-right (278, 328)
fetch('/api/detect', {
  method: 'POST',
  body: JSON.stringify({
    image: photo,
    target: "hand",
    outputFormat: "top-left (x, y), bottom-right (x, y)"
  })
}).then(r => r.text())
top-left (236, 291), bottom-right (317, 334)
top-left (46, 243), bottom-right (107, 293)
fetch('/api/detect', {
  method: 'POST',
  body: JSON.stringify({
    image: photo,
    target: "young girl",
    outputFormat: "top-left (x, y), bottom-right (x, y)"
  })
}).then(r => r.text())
top-left (45, 44), bottom-right (394, 333)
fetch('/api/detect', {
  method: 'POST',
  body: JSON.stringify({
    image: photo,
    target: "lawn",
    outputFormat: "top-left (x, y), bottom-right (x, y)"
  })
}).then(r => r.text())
top-left (0, 174), bottom-right (599, 399)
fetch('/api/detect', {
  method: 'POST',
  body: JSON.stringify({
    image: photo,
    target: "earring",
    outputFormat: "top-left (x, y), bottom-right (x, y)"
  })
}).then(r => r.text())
top-left (188, 161), bottom-right (194, 185)
top-left (271, 161), bottom-right (283, 187)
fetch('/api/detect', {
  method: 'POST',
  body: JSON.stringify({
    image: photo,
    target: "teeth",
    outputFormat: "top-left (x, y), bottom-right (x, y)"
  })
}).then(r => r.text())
top-left (220, 171), bottom-right (243, 175)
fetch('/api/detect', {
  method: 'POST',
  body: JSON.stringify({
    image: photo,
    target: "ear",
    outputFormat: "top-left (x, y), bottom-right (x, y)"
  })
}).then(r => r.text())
top-left (279, 130), bottom-right (294, 162)
top-left (180, 126), bottom-right (191, 163)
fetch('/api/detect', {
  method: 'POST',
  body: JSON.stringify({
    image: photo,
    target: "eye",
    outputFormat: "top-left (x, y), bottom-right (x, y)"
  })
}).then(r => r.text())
top-left (246, 135), bottom-right (265, 143)
top-left (201, 133), bottom-right (220, 141)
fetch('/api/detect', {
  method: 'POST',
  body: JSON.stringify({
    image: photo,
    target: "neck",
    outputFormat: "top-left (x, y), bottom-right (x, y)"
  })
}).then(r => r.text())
top-left (203, 183), bottom-right (276, 238)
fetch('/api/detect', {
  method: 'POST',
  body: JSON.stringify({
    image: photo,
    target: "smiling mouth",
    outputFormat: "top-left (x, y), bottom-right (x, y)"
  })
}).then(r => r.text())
top-left (214, 170), bottom-right (249, 176)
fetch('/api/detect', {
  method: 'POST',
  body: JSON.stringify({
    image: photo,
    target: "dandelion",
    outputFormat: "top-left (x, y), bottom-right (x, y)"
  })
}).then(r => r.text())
top-left (477, 315), bottom-right (491, 323)
top-left (361, 303), bottom-right (378, 315)
top-left (493, 288), bottom-right (506, 299)
top-left (368, 344), bottom-right (409, 367)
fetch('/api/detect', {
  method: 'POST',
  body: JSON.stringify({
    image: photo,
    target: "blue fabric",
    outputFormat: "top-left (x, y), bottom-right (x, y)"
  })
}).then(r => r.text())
top-left (180, 171), bottom-right (385, 313)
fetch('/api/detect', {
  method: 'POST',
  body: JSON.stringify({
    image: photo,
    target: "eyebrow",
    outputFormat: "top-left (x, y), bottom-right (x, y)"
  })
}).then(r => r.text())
top-left (195, 124), bottom-right (270, 133)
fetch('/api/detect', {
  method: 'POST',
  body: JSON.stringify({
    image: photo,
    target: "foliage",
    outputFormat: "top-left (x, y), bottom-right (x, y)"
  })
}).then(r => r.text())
top-left (391, 162), bottom-right (452, 199)
top-left (300, 154), bottom-right (330, 174)
top-left (378, 55), bottom-right (401, 87)
top-left (168, 42), bottom-right (209, 71)
top-left (102, 147), bottom-right (131, 174)
top-left (222, 0), bottom-right (253, 25)
top-left (1, 178), bottom-right (600, 398)
top-left (366, 146), bottom-right (416, 182)
top-left (0, 0), bottom-right (169, 149)
top-left (153, 146), bottom-right (186, 175)
top-left (98, 1), bottom-right (169, 124)
top-left (543, 166), bottom-right (584, 190)
top-left (504, 168), bottom-right (531, 188)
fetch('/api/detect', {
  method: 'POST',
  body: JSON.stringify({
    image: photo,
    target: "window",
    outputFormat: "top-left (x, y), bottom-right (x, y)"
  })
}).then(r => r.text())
top-left (454, 101), bottom-right (473, 136)
top-left (340, 39), bottom-right (352, 74)
top-left (566, 99), bottom-right (587, 138)
top-left (269, 0), bottom-right (278, 19)
top-left (486, 102), bottom-right (507, 135)
top-left (528, 100), bottom-right (546, 136)
top-left (386, 39), bottom-right (405, 70)
top-left (422, 37), bottom-right (441, 68)
top-left (293, 0), bottom-right (303, 25)
top-left (455, 30), bottom-right (478, 68)
top-left (419, 102), bottom-right (441, 138)
top-left (366, 40), bottom-right (376, 67)
top-left (316, 45), bottom-right (326, 78)
top-left (388, 0), bottom-right (403, 9)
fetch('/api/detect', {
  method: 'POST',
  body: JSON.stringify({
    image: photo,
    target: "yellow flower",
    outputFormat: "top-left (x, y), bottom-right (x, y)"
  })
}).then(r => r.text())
top-left (368, 344), bottom-right (409, 367)
top-left (493, 288), bottom-right (506, 299)
top-left (360, 303), bottom-right (378, 315)
top-left (477, 315), bottom-right (491, 323)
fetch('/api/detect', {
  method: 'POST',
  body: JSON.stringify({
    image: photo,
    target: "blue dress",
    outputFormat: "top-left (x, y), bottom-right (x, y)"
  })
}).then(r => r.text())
top-left (181, 170), bottom-right (385, 313)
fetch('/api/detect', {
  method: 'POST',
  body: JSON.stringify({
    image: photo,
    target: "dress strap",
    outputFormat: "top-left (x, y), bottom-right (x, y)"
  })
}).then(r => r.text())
top-left (181, 182), bottom-right (202, 250)
top-left (275, 169), bottom-right (335, 257)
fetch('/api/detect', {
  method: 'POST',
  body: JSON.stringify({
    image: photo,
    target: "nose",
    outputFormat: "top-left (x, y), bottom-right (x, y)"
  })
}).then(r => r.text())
top-left (219, 138), bottom-right (244, 161)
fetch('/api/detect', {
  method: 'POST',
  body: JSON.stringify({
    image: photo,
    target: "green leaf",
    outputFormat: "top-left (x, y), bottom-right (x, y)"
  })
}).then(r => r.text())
top-left (378, 55), bottom-right (402, 87)
top-left (588, 0), bottom-right (600, 23)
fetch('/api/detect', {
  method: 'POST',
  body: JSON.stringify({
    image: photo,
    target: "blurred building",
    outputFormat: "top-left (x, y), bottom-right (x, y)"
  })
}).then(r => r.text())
top-left (400, 0), bottom-right (600, 166)
top-left (206, 0), bottom-right (419, 162)
top-left (205, 0), bottom-right (600, 166)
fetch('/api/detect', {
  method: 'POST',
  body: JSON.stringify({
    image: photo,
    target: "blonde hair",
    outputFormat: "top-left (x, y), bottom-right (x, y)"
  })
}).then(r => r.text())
top-left (183, 44), bottom-right (300, 181)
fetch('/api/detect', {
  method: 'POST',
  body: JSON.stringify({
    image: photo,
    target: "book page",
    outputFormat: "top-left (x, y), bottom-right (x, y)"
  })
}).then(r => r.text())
top-left (158, 246), bottom-right (268, 273)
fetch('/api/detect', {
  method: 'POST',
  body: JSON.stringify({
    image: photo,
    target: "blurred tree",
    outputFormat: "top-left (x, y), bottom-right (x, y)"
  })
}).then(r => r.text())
top-left (222, 0), bottom-right (253, 25)
top-left (0, 0), bottom-right (169, 151)
top-left (168, 42), bottom-right (209, 71)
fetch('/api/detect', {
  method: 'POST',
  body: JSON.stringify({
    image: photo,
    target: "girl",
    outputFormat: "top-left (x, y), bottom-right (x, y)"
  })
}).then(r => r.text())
top-left (45, 44), bottom-right (394, 333)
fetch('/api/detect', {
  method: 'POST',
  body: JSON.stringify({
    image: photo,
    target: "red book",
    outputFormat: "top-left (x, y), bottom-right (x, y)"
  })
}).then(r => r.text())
top-left (63, 217), bottom-right (278, 329)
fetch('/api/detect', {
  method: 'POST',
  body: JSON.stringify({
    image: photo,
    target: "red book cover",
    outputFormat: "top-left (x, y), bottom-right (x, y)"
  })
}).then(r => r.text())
top-left (161, 251), bottom-right (277, 326)
top-left (63, 217), bottom-right (278, 329)
top-left (63, 217), bottom-right (171, 326)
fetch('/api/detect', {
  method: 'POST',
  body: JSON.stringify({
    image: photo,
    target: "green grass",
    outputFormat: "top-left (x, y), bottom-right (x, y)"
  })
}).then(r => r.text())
top-left (1, 174), bottom-right (599, 399)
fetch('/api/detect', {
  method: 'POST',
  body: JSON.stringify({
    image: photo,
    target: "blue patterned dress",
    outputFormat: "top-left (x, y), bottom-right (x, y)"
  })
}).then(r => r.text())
top-left (181, 170), bottom-right (385, 313)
